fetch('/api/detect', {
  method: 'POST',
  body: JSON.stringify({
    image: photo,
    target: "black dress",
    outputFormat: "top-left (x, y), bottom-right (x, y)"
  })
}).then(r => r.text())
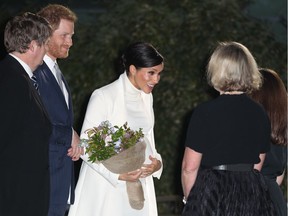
top-left (261, 143), bottom-right (287, 216)
top-left (182, 94), bottom-right (276, 216)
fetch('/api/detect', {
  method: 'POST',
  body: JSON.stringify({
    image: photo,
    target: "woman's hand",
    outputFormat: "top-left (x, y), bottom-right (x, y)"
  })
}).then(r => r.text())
top-left (119, 169), bottom-right (142, 182)
top-left (140, 155), bottom-right (161, 178)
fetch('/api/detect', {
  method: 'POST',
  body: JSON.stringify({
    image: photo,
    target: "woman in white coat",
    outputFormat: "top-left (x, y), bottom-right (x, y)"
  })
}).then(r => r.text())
top-left (68, 42), bottom-right (164, 216)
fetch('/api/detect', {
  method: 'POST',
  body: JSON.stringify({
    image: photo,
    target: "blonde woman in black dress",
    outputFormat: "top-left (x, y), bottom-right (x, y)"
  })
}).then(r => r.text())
top-left (181, 42), bottom-right (276, 215)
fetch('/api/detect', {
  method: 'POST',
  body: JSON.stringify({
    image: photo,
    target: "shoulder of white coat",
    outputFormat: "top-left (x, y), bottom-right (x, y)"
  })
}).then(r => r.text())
top-left (91, 76), bottom-right (122, 100)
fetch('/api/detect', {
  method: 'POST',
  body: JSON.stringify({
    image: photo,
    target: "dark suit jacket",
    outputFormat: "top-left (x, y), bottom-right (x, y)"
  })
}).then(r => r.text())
top-left (35, 62), bottom-right (75, 205)
top-left (0, 55), bottom-right (51, 216)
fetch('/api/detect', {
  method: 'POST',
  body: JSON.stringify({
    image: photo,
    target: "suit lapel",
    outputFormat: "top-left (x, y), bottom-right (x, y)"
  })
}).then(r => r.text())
top-left (40, 63), bottom-right (70, 110)
top-left (35, 62), bottom-right (74, 124)
top-left (4, 55), bottom-right (50, 122)
top-left (23, 73), bottom-right (51, 122)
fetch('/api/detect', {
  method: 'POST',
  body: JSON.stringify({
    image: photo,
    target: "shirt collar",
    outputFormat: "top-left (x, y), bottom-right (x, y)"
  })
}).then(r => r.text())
top-left (43, 55), bottom-right (56, 71)
top-left (9, 53), bottom-right (33, 78)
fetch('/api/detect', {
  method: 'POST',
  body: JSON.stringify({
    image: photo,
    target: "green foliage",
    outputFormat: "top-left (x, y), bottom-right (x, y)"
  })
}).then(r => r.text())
top-left (82, 121), bottom-right (144, 162)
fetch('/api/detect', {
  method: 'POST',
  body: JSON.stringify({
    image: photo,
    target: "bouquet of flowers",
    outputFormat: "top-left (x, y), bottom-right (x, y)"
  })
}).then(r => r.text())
top-left (80, 120), bottom-right (146, 210)
top-left (80, 120), bottom-right (144, 162)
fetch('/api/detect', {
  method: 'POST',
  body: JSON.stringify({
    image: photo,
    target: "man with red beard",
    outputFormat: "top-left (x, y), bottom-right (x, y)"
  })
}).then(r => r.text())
top-left (35, 4), bottom-right (83, 216)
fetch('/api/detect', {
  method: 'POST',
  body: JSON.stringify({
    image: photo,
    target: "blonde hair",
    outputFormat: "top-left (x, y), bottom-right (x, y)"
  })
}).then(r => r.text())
top-left (207, 41), bottom-right (262, 93)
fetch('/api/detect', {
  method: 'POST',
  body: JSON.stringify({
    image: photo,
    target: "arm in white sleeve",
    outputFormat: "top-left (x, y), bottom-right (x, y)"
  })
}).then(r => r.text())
top-left (148, 130), bottom-right (163, 179)
top-left (80, 153), bottom-right (120, 186)
top-left (80, 90), bottom-right (121, 186)
top-left (152, 151), bottom-right (163, 179)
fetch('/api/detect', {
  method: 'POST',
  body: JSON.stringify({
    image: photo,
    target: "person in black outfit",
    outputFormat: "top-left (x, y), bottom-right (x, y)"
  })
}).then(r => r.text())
top-left (250, 68), bottom-right (287, 216)
top-left (181, 41), bottom-right (276, 215)
top-left (0, 12), bottom-right (52, 216)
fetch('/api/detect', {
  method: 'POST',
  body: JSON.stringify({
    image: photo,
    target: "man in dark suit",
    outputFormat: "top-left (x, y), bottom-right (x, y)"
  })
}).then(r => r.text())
top-left (0, 12), bottom-right (52, 216)
top-left (35, 4), bottom-right (83, 216)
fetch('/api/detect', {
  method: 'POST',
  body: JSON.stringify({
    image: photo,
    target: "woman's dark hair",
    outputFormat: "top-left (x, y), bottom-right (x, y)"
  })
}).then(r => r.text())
top-left (120, 42), bottom-right (164, 75)
top-left (250, 68), bottom-right (287, 146)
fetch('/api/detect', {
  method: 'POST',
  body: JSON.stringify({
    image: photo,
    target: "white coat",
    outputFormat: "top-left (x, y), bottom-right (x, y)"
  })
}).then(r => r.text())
top-left (68, 73), bottom-right (163, 216)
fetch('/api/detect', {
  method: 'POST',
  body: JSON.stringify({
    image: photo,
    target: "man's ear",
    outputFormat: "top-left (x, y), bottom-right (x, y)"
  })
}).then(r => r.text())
top-left (28, 40), bottom-right (37, 52)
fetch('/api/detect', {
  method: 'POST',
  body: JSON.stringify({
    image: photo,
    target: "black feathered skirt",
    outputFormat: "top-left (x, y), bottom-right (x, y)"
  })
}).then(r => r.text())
top-left (182, 168), bottom-right (276, 216)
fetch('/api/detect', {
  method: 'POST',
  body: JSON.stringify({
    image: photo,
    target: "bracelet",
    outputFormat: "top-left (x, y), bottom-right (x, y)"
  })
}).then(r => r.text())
top-left (182, 196), bottom-right (187, 204)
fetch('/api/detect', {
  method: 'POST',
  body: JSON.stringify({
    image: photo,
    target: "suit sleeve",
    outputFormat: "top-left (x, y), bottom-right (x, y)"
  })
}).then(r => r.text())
top-left (80, 89), bottom-right (120, 186)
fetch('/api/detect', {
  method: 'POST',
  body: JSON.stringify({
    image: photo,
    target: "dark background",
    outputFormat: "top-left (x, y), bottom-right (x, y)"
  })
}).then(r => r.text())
top-left (0, 0), bottom-right (286, 214)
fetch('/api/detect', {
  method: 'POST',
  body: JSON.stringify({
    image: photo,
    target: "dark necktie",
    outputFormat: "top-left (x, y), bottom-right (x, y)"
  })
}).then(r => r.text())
top-left (31, 74), bottom-right (40, 94)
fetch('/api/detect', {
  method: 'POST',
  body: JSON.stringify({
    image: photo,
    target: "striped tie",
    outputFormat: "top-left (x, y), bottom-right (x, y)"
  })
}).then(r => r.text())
top-left (31, 74), bottom-right (39, 94)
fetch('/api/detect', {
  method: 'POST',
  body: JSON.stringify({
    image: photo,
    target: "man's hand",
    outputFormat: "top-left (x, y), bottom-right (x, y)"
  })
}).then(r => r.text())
top-left (67, 129), bottom-right (83, 161)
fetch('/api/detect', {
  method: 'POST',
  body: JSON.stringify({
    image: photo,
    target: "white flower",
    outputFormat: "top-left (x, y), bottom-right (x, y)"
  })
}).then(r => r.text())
top-left (79, 139), bottom-right (88, 148)
top-left (114, 139), bottom-right (121, 147)
top-left (105, 135), bottom-right (112, 146)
